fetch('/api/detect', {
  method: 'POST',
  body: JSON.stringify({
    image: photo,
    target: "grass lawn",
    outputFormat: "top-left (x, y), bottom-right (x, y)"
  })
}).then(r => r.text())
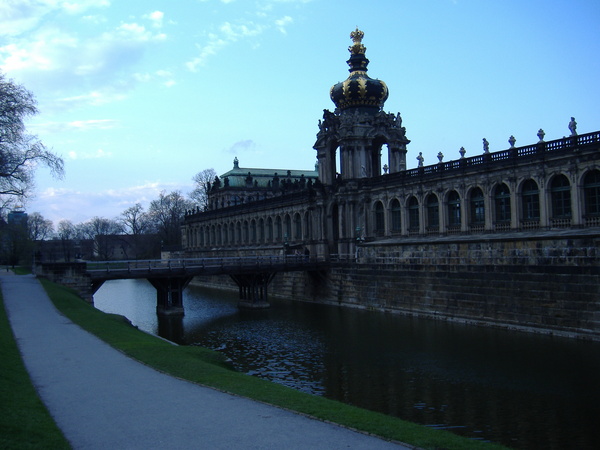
top-left (5, 270), bottom-right (509, 450)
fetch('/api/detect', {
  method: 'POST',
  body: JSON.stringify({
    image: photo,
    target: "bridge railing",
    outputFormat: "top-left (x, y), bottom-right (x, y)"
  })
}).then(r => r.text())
top-left (86, 253), bottom-right (355, 274)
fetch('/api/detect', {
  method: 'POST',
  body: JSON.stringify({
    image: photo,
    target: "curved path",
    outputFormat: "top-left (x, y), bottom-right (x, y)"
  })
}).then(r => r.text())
top-left (1, 272), bottom-right (409, 449)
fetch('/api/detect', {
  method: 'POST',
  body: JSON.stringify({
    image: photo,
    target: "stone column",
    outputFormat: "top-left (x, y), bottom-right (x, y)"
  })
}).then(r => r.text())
top-left (571, 174), bottom-right (582, 226)
top-left (438, 194), bottom-right (447, 235)
top-left (539, 183), bottom-right (549, 228)
top-left (418, 195), bottom-right (425, 235)
top-left (460, 192), bottom-right (468, 232)
top-left (484, 187), bottom-right (493, 231)
top-left (510, 186), bottom-right (519, 230)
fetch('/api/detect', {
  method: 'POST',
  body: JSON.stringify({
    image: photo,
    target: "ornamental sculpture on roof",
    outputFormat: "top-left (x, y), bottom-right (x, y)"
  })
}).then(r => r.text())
top-left (349, 27), bottom-right (366, 55)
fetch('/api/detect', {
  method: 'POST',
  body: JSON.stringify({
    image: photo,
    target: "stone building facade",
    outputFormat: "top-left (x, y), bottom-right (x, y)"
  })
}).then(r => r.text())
top-left (182, 29), bottom-right (599, 339)
top-left (183, 29), bottom-right (600, 260)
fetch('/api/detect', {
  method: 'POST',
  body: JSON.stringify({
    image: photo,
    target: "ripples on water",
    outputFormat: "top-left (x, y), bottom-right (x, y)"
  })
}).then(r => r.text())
top-left (94, 279), bottom-right (600, 450)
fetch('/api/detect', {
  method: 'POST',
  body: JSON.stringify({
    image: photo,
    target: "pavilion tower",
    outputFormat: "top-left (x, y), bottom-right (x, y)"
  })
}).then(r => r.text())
top-left (314, 28), bottom-right (410, 185)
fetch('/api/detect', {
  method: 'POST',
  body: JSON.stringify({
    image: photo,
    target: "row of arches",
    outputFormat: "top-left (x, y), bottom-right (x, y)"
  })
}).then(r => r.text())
top-left (370, 170), bottom-right (600, 236)
top-left (183, 169), bottom-right (600, 253)
top-left (186, 210), bottom-right (313, 249)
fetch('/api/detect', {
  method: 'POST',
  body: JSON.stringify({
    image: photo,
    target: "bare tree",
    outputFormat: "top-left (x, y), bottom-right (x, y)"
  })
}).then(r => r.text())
top-left (147, 190), bottom-right (193, 248)
top-left (0, 72), bottom-right (64, 206)
top-left (27, 212), bottom-right (54, 241)
top-left (80, 216), bottom-right (123, 260)
top-left (81, 216), bottom-right (123, 238)
top-left (56, 219), bottom-right (76, 262)
top-left (120, 203), bottom-right (149, 236)
top-left (119, 203), bottom-right (156, 259)
top-left (190, 168), bottom-right (216, 211)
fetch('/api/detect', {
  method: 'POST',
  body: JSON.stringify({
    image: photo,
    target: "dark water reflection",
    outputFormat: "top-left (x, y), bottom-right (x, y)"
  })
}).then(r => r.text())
top-left (94, 279), bottom-right (600, 449)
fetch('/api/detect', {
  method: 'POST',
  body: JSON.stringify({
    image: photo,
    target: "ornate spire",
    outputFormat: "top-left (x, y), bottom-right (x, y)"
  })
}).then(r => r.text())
top-left (346, 27), bottom-right (369, 73)
top-left (349, 27), bottom-right (366, 55)
top-left (330, 28), bottom-right (388, 111)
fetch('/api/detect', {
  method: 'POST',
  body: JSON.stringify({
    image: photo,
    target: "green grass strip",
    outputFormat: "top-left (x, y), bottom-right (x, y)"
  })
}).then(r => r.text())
top-left (41, 278), bottom-right (508, 450)
top-left (0, 289), bottom-right (70, 449)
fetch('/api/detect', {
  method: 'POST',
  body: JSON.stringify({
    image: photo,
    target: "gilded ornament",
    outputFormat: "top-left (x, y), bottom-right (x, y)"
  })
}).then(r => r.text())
top-left (357, 78), bottom-right (367, 98)
top-left (349, 27), bottom-right (366, 55)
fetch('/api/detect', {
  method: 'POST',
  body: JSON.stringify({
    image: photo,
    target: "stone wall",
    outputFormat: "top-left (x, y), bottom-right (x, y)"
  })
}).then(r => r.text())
top-left (35, 262), bottom-right (94, 302)
top-left (190, 234), bottom-right (600, 340)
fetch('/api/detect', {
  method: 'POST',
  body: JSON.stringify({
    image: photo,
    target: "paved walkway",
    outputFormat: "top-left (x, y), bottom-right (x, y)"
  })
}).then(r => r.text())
top-left (1, 272), bottom-right (410, 449)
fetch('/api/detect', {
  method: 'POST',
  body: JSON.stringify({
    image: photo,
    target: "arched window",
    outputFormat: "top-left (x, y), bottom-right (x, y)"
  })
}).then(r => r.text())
top-left (216, 224), bottom-right (222, 245)
top-left (236, 222), bottom-right (242, 244)
top-left (408, 196), bottom-right (419, 232)
top-left (550, 175), bottom-right (571, 219)
top-left (243, 220), bottom-right (249, 243)
top-left (250, 220), bottom-right (257, 243)
top-left (210, 225), bottom-right (216, 245)
top-left (374, 201), bottom-right (385, 236)
top-left (294, 213), bottom-right (302, 240)
top-left (258, 218), bottom-right (265, 243)
top-left (275, 216), bottom-right (282, 242)
top-left (522, 179), bottom-right (540, 221)
top-left (284, 214), bottom-right (292, 241)
top-left (469, 188), bottom-right (485, 226)
top-left (447, 191), bottom-right (461, 229)
top-left (390, 199), bottom-right (401, 233)
top-left (229, 223), bottom-right (234, 245)
top-left (303, 211), bottom-right (311, 239)
top-left (426, 194), bottom-right (439, 231)
top-left (583, 170), bottom-right (600, 217)
top-left (494, 184), bottom-right (511, 224)
top-left (222, 223), bottom-right (228, 245)
top-left (267, 217), bottom-right (273, 242)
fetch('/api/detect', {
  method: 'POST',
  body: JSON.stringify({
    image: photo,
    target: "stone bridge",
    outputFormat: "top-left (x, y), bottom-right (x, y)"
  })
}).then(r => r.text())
top-left (36, 255), bottom-right (351, 315)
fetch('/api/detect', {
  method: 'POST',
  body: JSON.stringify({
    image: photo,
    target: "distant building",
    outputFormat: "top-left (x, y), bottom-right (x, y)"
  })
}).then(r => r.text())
top-left (204, 157), bottom-right (319, 211)
top-left (36, 234), bottom-right (160, 262)
top-left (7, 208), bottom-right (28, 228)
top-left (94, 234), bottom-right (160, 260)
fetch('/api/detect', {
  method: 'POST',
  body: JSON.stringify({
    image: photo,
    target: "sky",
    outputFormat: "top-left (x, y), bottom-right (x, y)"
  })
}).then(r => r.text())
top-left (1, 0), bottom-right (599, 226)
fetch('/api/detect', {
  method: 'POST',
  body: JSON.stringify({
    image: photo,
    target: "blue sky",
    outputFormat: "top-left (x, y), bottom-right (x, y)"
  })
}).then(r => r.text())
top-left (1, 0), bottom-right (599, 225)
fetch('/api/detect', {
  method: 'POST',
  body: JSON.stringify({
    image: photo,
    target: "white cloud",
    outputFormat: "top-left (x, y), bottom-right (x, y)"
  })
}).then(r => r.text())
top-left (82, 14), bottom-right (107, 24)
top-left (0, 17), bottom-right (167, 109)
top-left (113, 22), bottom-right (166, 42)
top-left (55, 89), bottom-right (128, 109)
top-left (144, 10), bottom-right (164, 28)
top-left (0, 28), bottom-right (78, 73)
top-left (227, 139), bottom-right (256, 154)
top-left (275, 16), bottom-right (293, 34)
top-left (133, 70), bottom-right (176, 88)
top-left (1, 28), bottom-right (105, 75)
top-left (68, 148), bottom-right (112, 160)
top-left (31, 119), bottom-right (118, 134)
top-left (29, 181), bottom-right (192, 223)
top-left (133, 72), bottom-right (152, 83)
top-left (68, 119), bottom-right (118, 130)
top-left (155, 69), bottom-right (172, 78)
top-left (60, 0), bottom-right (111, 15)
top-left (186, 21), bottom-right (264, 71)
top-left (0, 0), bottom-right (110, 36)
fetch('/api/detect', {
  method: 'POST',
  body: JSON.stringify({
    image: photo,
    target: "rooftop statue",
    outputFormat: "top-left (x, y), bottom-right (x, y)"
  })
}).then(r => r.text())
top-left (569, 117), bottom-right (577, 136)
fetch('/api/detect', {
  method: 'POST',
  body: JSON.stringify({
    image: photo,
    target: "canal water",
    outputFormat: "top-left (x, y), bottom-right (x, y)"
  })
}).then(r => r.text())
top-left (94, 279), bottom-right (600, 449)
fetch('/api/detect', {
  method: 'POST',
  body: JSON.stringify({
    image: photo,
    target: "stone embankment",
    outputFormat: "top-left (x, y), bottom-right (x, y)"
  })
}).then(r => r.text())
top-left (191, 234), bottom-right (600, 341)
